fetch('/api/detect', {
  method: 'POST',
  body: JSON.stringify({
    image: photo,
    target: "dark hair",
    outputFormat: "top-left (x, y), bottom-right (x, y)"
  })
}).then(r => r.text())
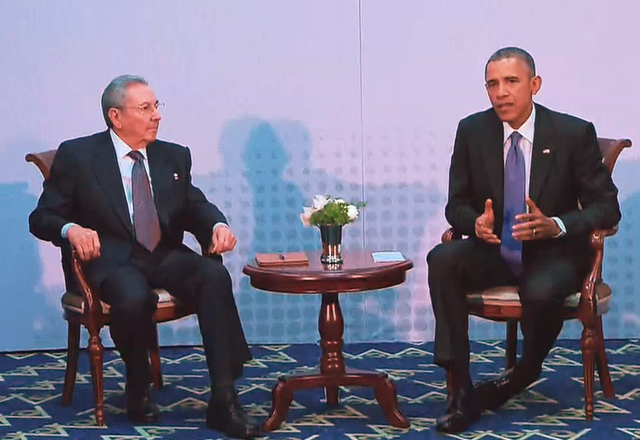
top-left (485, 47), bottom-right (536, 78)
top-left (100, 74), bottom-right (148, 128)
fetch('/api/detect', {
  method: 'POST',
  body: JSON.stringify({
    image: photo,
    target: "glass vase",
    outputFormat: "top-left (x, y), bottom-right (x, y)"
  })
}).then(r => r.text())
top-left (319, 224), bottom-right (343, 264)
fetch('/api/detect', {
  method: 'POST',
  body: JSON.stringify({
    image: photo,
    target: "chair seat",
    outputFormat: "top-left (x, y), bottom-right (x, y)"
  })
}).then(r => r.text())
top-left (466, 283), bottom-right (612, 314)
top-left (61, 289), bottom-right (179, 315)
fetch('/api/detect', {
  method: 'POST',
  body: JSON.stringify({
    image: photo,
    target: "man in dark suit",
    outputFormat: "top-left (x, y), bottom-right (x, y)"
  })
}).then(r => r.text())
top-left (29, 75), bottom-right (260, 439)
top-left (427, 47), bottom-right (621, 433)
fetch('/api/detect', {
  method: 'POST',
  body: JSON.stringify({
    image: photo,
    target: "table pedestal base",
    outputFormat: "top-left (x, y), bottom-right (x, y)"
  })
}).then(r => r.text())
top-left (262, 291), bottom-right (409, 431)
top-left (263, 367), bottom-right (409, 431)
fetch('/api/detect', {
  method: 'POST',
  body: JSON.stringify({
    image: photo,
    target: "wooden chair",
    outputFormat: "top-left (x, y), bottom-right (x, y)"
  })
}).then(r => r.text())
top-left (26, 150), bottom-right (198, 426)
top-left (441, 137), bottom-right (632, 420)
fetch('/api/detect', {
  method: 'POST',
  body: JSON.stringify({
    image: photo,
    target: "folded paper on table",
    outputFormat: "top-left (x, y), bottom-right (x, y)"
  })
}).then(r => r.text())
top-left (255, 252), bottom-right (309, 267)
top-left (372, 251), bottom-right (406, 263)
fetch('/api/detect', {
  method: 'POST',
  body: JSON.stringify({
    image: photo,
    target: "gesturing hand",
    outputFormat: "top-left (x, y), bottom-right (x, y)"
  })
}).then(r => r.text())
top-left (209, 224), bottom-right (238, 255)
top-left (475, 199), bottom-right (501, 244)
top-left (512, 197), bottom-right (560, 241)
top-left (67, 225), bottom-right (101, 261)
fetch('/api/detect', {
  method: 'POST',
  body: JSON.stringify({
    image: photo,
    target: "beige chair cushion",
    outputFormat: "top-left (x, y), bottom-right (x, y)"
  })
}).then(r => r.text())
top-left (61, 289), bottom-right (178, 315)
top-left (466, 283), bottom-right (612, 315)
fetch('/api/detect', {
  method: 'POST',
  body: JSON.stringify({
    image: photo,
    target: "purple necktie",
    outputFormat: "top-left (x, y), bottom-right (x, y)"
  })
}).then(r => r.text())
top-left (128, 151), bottom-right (161, 252)
top-left (500, 131), bottom-right (525, 277)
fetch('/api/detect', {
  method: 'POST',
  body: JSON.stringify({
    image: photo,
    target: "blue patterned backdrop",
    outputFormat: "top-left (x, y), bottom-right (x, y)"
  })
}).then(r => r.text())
top-left (1, 0), bottom-right (639, 351)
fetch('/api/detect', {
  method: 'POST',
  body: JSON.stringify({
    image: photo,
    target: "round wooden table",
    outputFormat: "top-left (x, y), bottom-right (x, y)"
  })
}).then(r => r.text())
top-left (242, 250), bottom-right (413, 431)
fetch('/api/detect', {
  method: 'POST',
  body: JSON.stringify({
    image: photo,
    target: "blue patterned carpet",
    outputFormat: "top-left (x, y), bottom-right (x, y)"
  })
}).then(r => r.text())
top-left (1, 339), bottom-right (639, 439)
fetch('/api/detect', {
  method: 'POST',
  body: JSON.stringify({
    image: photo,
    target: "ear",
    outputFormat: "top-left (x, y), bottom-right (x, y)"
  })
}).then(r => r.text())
top-left (108, 108), bottom-right (122, 130)
top-left (531, 75), bottom-right (542, 96)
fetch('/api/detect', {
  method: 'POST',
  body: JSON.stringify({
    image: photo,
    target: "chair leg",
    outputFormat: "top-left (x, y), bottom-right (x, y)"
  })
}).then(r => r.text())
top-left (581, 321), bottom-right (597, 421)
top-left (149, 324), bottom-right (163, 390)
top-left (87, 325), bottom-right (105, 426)
top-left (61, 321), bottom-right (81, 406)
top-left (595, 317), bottom-right (614, 399)
top-left (506, 321), bottom-right (518, 370)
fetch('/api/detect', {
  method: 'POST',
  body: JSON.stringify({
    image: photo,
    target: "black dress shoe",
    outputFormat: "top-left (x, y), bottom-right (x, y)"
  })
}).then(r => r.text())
top-left (474, 365), bottom-right (540, 411)
top-left (435, 385), bottom-right (481, 434)
top-left (206, 388), bottom-right (261, 439)
top-left (127, 386), bottom-right (160, 424)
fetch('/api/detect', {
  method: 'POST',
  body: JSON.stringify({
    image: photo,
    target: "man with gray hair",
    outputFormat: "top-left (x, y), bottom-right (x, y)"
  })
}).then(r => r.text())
top-left (427, 47), bottom-right (621, 433)
top-left (29, 74), bottom-right (261, 439)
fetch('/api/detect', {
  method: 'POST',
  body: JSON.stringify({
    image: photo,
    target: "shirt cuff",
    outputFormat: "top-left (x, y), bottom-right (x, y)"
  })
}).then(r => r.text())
top-left (61, 222), bottom-right (78, 239)
top-left (551, 217), bottom-right (566, 238)
top-left (212, 222), bottom-right (229, 233)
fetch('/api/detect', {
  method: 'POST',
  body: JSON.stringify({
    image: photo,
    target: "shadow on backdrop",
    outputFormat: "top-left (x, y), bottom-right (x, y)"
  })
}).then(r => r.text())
top-left (192, 116), bottom-right (445, 344)
top-left (0, 181), bottom-right (66, 351)
top-left (206, 118), bottom-right (323, 344)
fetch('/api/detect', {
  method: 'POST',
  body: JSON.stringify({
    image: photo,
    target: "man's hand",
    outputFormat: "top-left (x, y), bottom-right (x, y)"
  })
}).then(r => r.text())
top-left (512, 197), bottom-right (561, 241)
top-left (208, 224), bottom-right (237, 255)
top-left (475, 199), bottom-right (501, 244)
top-left (67, 225), bottom-right (101, 261)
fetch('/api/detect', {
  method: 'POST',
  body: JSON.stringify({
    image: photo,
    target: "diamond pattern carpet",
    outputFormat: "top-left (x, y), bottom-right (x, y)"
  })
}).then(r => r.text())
top-left (1, 340), bottom-right (639, 439)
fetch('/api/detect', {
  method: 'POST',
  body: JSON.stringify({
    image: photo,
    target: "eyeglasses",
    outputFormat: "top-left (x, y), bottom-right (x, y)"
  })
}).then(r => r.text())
top-left (119, 101), bottom-right (165, 115)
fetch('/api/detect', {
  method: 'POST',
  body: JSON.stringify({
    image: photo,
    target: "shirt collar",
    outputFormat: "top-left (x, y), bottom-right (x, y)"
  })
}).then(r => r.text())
top-left (109, 129), bottom-right (148, 161)
top-left (503, 104), bottom-right (536, 145)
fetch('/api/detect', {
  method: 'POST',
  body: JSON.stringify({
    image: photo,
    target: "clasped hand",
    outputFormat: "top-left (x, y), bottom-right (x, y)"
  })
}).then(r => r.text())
top-left (68, 225), bottom-right (101, 261)
top-left (208, 224), bottom-right (237, 255)
top-left (475, 197), bottom-right (560, 244)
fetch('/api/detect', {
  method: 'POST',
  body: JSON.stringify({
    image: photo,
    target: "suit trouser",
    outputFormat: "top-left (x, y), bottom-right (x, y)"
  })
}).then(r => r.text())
top-left (427, 239), bottom-right (584, 371)
top-left (100, 245), bottom-right (252, 395)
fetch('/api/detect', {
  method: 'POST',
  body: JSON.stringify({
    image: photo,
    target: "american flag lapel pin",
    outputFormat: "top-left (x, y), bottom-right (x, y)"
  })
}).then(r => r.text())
top-left (173, 173), bottom-right (179, 180)
top-left (543, 148), bottom-right (551, 154)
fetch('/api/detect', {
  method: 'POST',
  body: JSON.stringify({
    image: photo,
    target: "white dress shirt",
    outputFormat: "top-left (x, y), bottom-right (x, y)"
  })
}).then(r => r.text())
top-left (110, 129), bottom-right (152, 224)
top-left (503, 105), bottom-right (535, 198)
top-left (502, 105), bottom-right (566, 236)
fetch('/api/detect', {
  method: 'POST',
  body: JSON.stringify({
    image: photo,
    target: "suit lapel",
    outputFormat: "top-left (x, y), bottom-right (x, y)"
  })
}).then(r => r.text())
top-left (147, 142), bottom-right (172, 229)
top-left (529, 104), bottom-right (555, 203)
top-left (93, 131), bottom-right (133, 234)
top-left (482, 111), bottom-right (505, 211)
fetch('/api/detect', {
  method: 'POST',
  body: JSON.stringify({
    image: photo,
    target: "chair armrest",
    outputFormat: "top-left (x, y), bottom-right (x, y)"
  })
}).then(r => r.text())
top-left (579, 227), bottom-right (617, 317)
top-left (591, 227), bottom-right (618, 242)
top-left (442, 227), bottom-right (462, 243)
top-left (71, 250), bottom-right (103, 319)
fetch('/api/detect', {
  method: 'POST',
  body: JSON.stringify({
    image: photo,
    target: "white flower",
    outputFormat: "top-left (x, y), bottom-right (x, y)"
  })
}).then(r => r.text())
top-left (312, 194), bottom-right (329, 210)
top-left (335, 198), bottom-right (347, 205)
top-left (300, 207), bottom-right (314, 227)
top-left (347, 204), bottom-right (359, 221)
